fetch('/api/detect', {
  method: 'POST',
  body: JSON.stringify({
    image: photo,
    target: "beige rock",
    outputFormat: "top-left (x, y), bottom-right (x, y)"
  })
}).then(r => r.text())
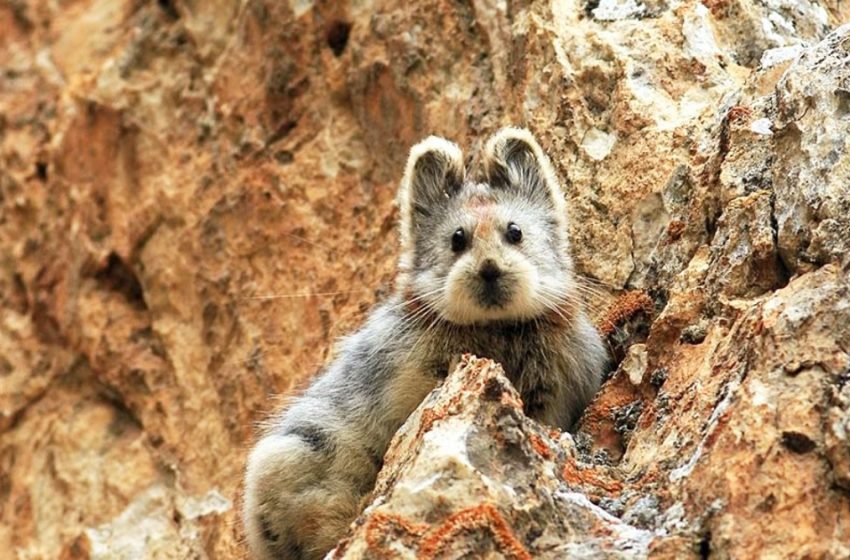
top-left (337, 266), bottom-right (850, 558)
top-left (333, 356), bottom-right (658, 560)
top-left (1, 0), bottom-right (850, 558)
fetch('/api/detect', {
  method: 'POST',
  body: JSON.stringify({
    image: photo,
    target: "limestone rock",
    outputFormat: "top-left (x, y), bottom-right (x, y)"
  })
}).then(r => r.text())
top-left (333, 356), bottom-right (657, 560)
top-left (2, 0), bottom-right (850, 558)
top-left (337, 257), bottom-right (850, 559)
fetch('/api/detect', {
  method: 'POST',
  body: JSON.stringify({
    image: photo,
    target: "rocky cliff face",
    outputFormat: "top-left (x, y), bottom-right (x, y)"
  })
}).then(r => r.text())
top-left (1, 1), bottom-right (848, 558)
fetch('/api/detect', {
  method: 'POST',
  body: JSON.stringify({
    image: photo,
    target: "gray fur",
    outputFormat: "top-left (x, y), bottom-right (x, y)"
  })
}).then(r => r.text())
top-left (243, 127), bottom-right (608, 560)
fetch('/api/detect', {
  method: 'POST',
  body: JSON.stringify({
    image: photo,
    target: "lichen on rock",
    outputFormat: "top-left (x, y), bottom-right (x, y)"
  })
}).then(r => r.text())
top-left (332, 355), bottom-right (658, 560)
top-left (1, 0), bottom-right (849, 558)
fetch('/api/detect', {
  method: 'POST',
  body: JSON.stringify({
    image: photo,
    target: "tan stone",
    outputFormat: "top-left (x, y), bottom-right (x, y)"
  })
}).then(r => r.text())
top-left (1, 1), bottom-right (849, 557)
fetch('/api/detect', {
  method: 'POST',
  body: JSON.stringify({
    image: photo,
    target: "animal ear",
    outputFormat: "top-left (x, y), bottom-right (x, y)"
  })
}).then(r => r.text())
top-left (482, 127), bottom-right (566, 215)
top-left (398, 135), bottom-right (465, 243)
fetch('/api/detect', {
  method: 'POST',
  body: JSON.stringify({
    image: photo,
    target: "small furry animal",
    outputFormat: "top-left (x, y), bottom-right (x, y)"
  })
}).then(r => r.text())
top-left (242, 127), bottom-right (607, 559)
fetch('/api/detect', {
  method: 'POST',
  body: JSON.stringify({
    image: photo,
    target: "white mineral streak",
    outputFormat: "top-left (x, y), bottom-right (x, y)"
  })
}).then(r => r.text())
top-left (581, 128), bottom-right (617, 161)
top-left (85, 486), bottom-right (179, 559)
top-left (750, 118), bottom-right (774, 135)
top-left (749, 379), bottom-right (773, 408)
top-left (683, 4), bottom-right (722, 64)
top-left (592, 0), bottom-right (646, 21)
top-left (420, 419), bottom-right (473, 467)
top-left (288, 0), bottom-right (314, 17)
top-left (671, 374), bottom-right (744, 482)
top-left (178, 489), bottom-right (232, 520)
top-left (555, 491), bottom-right (654, 554)
top-left (760, 44), bottom-right (806, 68)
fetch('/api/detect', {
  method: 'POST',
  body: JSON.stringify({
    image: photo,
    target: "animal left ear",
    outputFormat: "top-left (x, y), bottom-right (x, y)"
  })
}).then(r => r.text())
top-left (397, 135), bottom-right (465, 257)
top-left (482, 127), bottom-right (566, 217)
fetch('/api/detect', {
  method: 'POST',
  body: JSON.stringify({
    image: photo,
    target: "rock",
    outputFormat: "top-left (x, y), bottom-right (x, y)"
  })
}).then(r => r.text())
top-left (772, 27), bottom-right (850, 272)
top-left (2, 0), bottom-right (850, 557)
top-left (336, 261), bottom-right (850, 558)
top-left (332, 355), bottom-right (657, 559)
top-left (80, 484), bottom-right (230, 560)
top-left (826, 377), bottom-right (850, 490)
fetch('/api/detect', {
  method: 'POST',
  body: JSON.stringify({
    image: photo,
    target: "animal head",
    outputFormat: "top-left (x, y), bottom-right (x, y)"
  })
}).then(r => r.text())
top-left (397, 127), bottom-right (576, 325)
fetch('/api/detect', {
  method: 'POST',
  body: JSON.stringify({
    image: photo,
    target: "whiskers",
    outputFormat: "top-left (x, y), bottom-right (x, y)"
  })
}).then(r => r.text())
top-left (382, 286), bottom-right (444, 316)
top-left (535, 273), bottom-right (613, 326)
top-left (242, 289), bottom-right (376, 301)
top-left (362, 287), bottom-right (447, 362)
top-left (571, 274), bottom-right (611, 300)
top-left (536, 286), bottom-right (576, 324)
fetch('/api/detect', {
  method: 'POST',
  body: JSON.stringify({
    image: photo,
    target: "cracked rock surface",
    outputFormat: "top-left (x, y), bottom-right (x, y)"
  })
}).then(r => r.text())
top-left (1, 0), bottom-right (849, 558)
top-left (333, 355), bottom-right (660, 560)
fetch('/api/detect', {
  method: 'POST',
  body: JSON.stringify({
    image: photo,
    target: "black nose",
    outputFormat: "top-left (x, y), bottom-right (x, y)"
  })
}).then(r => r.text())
top-left (479, 260), bottom-right (502, 282)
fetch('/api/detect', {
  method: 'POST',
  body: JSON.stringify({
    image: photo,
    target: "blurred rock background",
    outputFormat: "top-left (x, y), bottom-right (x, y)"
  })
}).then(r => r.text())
top-left (0, 0), bottom-right (848, 558)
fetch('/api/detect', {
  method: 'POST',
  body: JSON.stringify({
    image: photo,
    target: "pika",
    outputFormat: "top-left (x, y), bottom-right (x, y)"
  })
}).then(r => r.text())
top-left (242, 127), bottom-right (607, 559)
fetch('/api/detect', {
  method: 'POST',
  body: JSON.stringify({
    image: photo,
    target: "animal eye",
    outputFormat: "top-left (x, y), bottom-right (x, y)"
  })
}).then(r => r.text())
top-left (506, 222), bottom-right (523, 244)
top-left (451, 228), bottom-right (467, 253)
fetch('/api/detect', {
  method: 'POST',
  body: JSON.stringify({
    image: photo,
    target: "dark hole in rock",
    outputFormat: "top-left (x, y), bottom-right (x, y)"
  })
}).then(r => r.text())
top-left (837, 368), bottom-right (850, 390)
top-left (781, 431), bottom-right (816, 454)
top-left (10, 273), bottom-right (29, 314)
top-left (483, 377), bottom-right (507, 401)
top-left (835, 89), bottom-right (850, 117)
top-left (266, 120), bottom-right (297, 148)
top-left (698, 532), bottom-right (712, 559)
top-left (127, 368), bottom-right (152, 396)
top-left (35, 162), bottom-right (47, 181)
top-left (202, 301), bottom-right (218, 344)
top-left (31, 299), bottom-right (65, 345)
top-left (326, 21), bottom-right (352, 57)
top-left (95, 253), bottom-right (147, 310)
top-left (275, 150), bottom-right (294, 165)
top-left (107, 402), bottom-right (142, 436)
top-left (157, 0), bottom-right (180, 20)
top-left (769, 212), bottom-right (793, 288)
top-left (758, 493), bottom-right (777, 512)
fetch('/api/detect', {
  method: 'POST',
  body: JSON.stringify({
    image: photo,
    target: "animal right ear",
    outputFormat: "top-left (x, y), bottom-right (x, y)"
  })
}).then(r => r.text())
top-left (482, 127), bottom-right (565, 214)
top-left (398, 136), bottom-right (465, 245)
